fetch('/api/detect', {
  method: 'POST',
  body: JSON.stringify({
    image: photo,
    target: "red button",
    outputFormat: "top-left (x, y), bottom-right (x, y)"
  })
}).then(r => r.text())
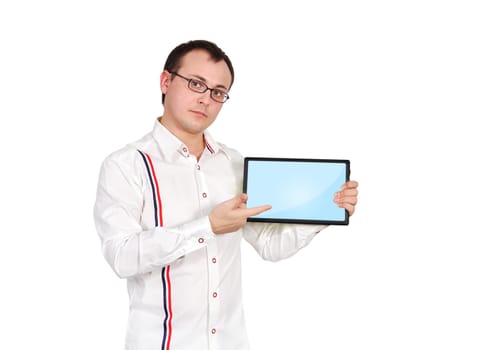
top-left (212, 292), bottom-right (218, 298)
top-left (198, 238), bottom-right (204, 244)
top-left (202, 192), bottom-right (207, 198)
top-left (212, 258), bottom-right (217, 263)
top-left (211, 328), bottom-right (216, 334)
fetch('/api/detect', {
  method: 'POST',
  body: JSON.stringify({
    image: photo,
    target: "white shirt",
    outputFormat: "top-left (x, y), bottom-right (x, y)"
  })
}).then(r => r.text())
top-left (94, 120), bottom-right (326, 350)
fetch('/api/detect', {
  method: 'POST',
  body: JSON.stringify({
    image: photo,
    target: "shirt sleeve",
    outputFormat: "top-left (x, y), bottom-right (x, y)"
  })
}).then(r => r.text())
top-left (242, 222), bottom-right (328, 262)
top-left (93, 150), bottom-right (215, 279)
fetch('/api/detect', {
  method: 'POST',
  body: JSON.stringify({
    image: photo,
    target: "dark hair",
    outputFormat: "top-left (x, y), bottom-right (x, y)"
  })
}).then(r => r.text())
top-left (161, 40), bottom-right (235, 105)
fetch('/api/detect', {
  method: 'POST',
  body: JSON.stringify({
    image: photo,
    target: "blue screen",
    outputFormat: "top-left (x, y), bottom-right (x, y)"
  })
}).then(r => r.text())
top-left (245, 159), bottom-right (348, 222)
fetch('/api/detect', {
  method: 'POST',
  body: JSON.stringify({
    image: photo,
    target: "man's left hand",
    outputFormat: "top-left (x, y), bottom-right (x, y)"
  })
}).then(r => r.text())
top-left (334, 181), bottom-right (359, 216)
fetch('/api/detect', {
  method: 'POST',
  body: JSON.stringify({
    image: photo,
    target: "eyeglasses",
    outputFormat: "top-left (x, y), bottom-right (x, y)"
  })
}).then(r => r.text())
top-left (169, 71), bottom-right (230, 103)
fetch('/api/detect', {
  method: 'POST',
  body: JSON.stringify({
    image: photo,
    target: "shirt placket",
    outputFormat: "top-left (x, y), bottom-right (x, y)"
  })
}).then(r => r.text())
top-left (193, 155), bottom-right (222, 348)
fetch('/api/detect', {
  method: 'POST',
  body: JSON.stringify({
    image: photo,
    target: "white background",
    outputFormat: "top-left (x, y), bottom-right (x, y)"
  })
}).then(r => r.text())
top-left (1, 1), bottom-right (485, 349)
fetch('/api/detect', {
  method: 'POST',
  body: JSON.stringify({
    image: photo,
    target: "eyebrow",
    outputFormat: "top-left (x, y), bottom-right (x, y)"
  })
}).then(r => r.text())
top-left (192, 74), bottom-right (229, 91)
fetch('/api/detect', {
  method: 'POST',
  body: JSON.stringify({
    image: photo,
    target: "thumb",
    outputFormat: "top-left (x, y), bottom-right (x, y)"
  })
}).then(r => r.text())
top-left (229, 193), bottom-right (248, 208)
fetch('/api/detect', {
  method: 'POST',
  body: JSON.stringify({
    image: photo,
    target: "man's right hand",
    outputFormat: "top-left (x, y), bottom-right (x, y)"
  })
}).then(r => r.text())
top-left (209, 194), bottom-right (271, 234)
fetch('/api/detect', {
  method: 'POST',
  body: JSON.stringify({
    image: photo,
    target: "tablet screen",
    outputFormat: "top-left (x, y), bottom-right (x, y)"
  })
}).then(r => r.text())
top-left (243, 157), bottom-right (350, 225)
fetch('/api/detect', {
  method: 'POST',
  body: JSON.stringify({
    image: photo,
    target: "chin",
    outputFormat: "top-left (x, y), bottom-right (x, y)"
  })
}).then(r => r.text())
top-left (184, 121), bottom-right (210, 135)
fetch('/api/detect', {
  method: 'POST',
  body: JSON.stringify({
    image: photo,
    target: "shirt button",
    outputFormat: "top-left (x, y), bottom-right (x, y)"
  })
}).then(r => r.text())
top-left (197, 165), bottom-right (201, 170)
top-left (211, 328), bottom-right (217, 335)
top-left (212, 292), bottom-right (218, 298)
top-left (212, 257), bottom-right (217, 264)
top-left (182, 147), bottom-right (188, 153)
top-left (198, 238), bottom-right (204, 244)
top-left (202, 192), bottom-right (207, 198)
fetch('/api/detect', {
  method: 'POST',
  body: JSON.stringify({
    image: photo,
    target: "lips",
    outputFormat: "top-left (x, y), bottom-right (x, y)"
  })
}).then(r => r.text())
top-left (190, 110), bottom-right (208, 118)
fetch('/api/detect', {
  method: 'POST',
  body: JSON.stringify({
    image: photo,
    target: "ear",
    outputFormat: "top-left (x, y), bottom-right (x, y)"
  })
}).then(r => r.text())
top-left (160, 70), bottom-right (172, 94)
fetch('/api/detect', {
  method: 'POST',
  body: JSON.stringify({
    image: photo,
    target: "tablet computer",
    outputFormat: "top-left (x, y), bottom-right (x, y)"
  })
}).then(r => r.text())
top-left (243, 157), bottom-right (350, 225)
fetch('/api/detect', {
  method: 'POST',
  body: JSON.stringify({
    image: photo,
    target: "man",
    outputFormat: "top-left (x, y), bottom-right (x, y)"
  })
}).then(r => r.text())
top-left (94, 39), bottom-right (359, 350)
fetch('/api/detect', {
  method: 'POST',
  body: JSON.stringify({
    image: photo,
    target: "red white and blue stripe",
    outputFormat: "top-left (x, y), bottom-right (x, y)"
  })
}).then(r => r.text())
top-left (138, 150), bottom-right (163, 227)
top-left (205, 141), bottom-right (215, 154)
top-left (138, 150), bottom-right (173, 350)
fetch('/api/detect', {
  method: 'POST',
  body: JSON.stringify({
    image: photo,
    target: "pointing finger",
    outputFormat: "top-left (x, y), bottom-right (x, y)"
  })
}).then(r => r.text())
top-left (241, 205), bottom-right (272, 218)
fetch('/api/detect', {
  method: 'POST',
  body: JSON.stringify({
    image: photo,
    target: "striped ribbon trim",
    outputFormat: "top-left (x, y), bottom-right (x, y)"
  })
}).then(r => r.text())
top-left (205, 141), bottom-right (215, 154)
top-left (138, 150), bottom-right (173, 350)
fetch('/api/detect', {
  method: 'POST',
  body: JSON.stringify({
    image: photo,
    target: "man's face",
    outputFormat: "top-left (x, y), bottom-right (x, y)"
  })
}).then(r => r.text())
top-left (160, 49), bottom-right (232, 137)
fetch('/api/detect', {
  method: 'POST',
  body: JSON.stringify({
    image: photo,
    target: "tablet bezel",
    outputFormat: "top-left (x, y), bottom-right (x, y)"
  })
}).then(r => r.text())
top-left (243, 157), bottom-right (350, 225)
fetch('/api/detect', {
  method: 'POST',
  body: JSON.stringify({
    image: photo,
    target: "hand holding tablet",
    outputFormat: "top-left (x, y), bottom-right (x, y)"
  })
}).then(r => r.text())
top-left (243, 157), bottom-right (351, 225)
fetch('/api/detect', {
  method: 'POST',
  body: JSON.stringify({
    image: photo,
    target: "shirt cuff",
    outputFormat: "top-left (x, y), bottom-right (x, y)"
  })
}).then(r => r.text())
top-left (178, 216), bottom-right (216, 240)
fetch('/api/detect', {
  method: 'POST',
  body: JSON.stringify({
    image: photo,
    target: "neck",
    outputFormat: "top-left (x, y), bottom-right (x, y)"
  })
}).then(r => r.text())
top-left (158, 116), bottom-right (205, 159)
top-left (186, 137), bottom-right (206, 160)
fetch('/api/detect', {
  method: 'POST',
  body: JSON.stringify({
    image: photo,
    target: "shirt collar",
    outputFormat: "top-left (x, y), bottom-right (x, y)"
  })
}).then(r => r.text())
top-left (152, 119), bottom-right (225, 160)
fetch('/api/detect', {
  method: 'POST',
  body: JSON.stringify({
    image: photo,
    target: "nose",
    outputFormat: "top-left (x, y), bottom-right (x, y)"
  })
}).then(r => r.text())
top-left (197, 90), bottom-right (212, 105)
